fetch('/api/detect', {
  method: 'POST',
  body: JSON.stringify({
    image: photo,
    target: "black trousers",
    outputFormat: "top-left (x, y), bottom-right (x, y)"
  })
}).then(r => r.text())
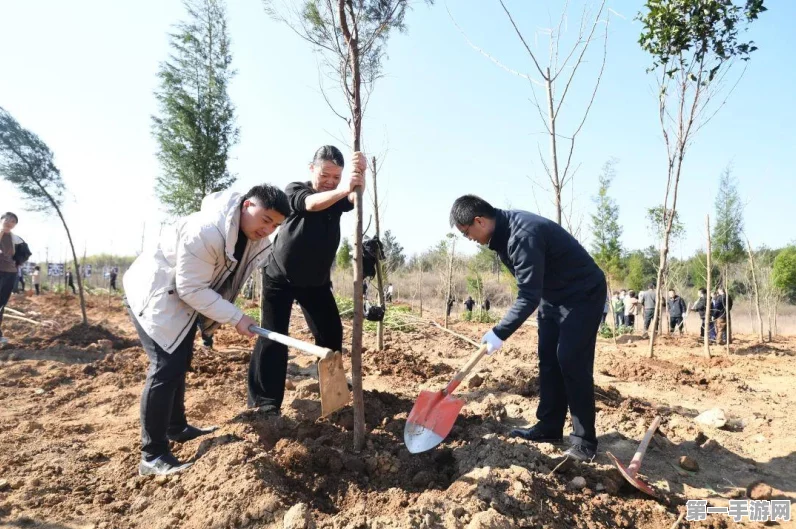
top-left (247, 273), bottom-right (343, 410)
top-left (0, 271), bottom-right (17, 338)
top-left (535, 281), bottom-right (605, 449)
top-left (130, 310), bottom-right (197, 460)
top-left (34, 284), bottom-right (40, 295)
top-left (699, 317), bottom-right (705, 337)
top-left (624, 314), bottom-right (635, 328)
top-left (643, 309), bottom-right (655, 332)
top-left (669, 316), bottom-right (684, 333)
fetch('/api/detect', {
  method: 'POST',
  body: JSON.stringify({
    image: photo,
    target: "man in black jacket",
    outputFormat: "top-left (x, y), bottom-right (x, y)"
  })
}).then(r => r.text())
top-left (691, 288), bottom-right (708, 338)
top-left (450, 195), bottom-right (606, 461)
top-left (667, 289), bottom-right (687, 335)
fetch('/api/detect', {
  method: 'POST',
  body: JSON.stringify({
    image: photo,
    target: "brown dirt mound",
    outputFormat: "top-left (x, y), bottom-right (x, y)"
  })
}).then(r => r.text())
top-left (363, 347), bottom-right (454, 381)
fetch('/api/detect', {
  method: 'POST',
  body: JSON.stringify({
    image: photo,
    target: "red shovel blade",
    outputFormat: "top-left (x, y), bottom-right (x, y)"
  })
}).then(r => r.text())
top-left (606, 452), bottom-right (658, 498)
top-left (404, 389), bottom-right (464, 453)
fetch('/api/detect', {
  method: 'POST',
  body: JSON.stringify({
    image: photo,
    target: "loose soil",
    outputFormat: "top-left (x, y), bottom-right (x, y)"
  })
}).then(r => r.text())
top-left (0, 293), bottom-right (794, 528)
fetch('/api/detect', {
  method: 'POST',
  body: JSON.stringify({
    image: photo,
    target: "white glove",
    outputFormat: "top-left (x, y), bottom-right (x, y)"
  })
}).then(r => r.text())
top-left (481, 329), bottom-right (503, 355)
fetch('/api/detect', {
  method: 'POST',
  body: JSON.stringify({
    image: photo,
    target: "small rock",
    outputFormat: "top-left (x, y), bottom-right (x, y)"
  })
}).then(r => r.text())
top-left (283, 502), bottom-right (316, 529)
top-left (467, 508), bottom-right (513, 529)
top-left (33, 388), bottom-right (46, 395)
top-left (0, 479), bottom-right (9, 491)
top-left (569, 476), bottom-right (587, 490)
top-left (595, 483), bottom-right (605, 492)
top-left (468, 374), bottom-right (484, 389)
top-left (700, 439), bottom-right (719, 452)
top-left (28, 477), bottom-right (41, 487)
top-left (746, 480), bottom-right (773, 501)
top-left (678, 456), bottom-right (699, 472)
top-left (155, 475), bottom-right (169, 485)
top-left (694, 408), bottom-right (726, 428)
top-left (96, 339), bottom-right (113, 351)
top-left (285, 379), bottom-right (296, 391)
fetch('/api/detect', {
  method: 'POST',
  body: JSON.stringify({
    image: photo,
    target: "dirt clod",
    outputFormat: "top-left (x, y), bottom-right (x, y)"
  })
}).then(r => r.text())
top-left (678, 456), bottom-right (699, 472)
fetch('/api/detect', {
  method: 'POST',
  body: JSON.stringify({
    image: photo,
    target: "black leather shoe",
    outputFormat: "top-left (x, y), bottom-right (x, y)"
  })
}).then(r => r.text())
top-left (509, 424), bottom-right (564, 443)
top-left (139, 453), bottom-right (193, 476)
top-left (167, 424), bottom-right (219, 443)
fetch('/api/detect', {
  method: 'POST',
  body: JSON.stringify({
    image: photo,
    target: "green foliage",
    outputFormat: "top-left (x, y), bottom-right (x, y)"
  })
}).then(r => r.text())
top-left (712, 167), bottom-right (745, 267)
top-left (590, 159), bottom-right (623, 279)
top-left (0, 107), bottom-right (65, 212)
top-left (153, 0), bottom-right (239, 217)
top-left (647, 206), bottom-right (685, 241)
top-left (336, 237), bottom-right (353, 270)
top-left (462, 309), bottom-right (497, 324)
top-left (772, 246), bottom-right (796, 301)
top-left (471, 245), bottom-right (501, 274)
top-left (638, 0), bottom-right (766, 78)
top-left (624, 248), bottom-right (657, 292)
top-left (335, 295), bottom-right (415, 332)
top-left (599, 323), bottom-right (635, 339)
top-left (685, 251), bottom-right (720, 289)
top-left (382, 230), bottom-right (405, 271)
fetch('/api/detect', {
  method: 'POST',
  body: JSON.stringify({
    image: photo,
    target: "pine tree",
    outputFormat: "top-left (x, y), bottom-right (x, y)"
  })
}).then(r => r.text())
top-left (153, 0), bottom-right (238, 217)
top-left (712, 167), bottom-right (745, 273)
top-left (336, 238), bottom-right (352, 270)
top-left (381, 230), bottom-right (405, 272)
top-left (590, 159), bottom-right (623, 278)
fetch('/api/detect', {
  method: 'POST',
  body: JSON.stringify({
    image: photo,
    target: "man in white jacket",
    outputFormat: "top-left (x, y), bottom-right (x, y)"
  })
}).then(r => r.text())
top-left (124, 184), bottom-right (290, 476)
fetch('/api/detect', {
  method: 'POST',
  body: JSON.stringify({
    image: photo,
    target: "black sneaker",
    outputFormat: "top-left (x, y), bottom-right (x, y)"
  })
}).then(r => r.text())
top-left (509, 424), bottom-right (564, 443)
top-left (138, 453), bottom-right (193, 476)
top-left (564, 443), bottom-right (597, 462)
top-left (167, 424), bottom-right (219, 443)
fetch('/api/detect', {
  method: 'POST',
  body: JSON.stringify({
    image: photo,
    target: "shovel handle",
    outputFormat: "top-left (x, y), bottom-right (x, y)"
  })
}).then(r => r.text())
top-left (248, 325), bottom-right (334, 360)
top-left (445, 344), bottom-right (489, 395)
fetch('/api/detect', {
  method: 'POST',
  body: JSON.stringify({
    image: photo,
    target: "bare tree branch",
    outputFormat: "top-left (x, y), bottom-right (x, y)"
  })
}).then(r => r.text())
top-left (497, 0), bottom-right (548, 79)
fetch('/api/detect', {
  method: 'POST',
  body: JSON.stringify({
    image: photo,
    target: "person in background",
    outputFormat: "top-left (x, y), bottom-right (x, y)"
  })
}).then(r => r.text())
top-left (611, 291), bottom-right (624, 328)
top-left (109, 267), bottom-right (118, 292)
top-left (464, 295), bottom-right (475, 314)
top-left (624, 290), bottom-right (639, 330)
top-left (446, 296), bottom-right (455, 317)
top-left (601, 296), bottom-right (609, 325)
top-left (0, 213), bottom-right (22, 345)
top-left (483, 298), bottom-right (491, 312)
top-left (713, 288), bottom-right (730, 345)
top-left (65, 269), bottom-right (76, 294)
top-left (32, 265), bottom-right (41, 296)
top-left (667, 289), bottom-right (687, 335)
top-left (639, 283), bottom-right (657, 338)
top-left (692, 288), bottom-right (708, 338)
top-left (386, 283), bottom-right (394, 303)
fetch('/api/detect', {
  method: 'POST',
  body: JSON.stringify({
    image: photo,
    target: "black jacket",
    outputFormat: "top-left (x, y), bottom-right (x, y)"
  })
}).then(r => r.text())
top-left (488, 209), bottom-right (605, 340)
top-left (667, 296), bottom-right (687, 318)
top-left (692, 297), bottom-right (707, 318)
top-left (266, 181), bottom-right (354, 287)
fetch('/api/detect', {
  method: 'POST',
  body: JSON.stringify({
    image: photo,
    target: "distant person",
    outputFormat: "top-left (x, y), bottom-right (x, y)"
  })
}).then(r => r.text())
top-left (386, 283), bottom-right (394, 303)
top-left (32, 265), bottom-right (41, 296)
top-left (713, 288), bottom-right (732, 344)
top-left (602, 296), bottom-right (609, 325)
top-left (483, 298), bottom-right (491, 312)
top-left (446, 296), bottom-right (455, 317)
top-left (65, 270), bottom-right (76, 294)
top-left (450, 195), bottom-right (606, 462)
top-left (619, 289), bottom-right (627, 303)
top-left (624, 290), bottom-right (639, 330)
top-left (611, 291), bottom-right (624, 328)
top-left (1, 213), bottom-right (24, 345)
top-left (667, 289), bottom-right (687, 335)
top-left (109, 267), bottom-right (118, 292)
top-left (464, 295), bottom-right (475, 313)
top-left (639, 284), bottom-right (657, 338)
top-left (691, 289), bottom-right (707, 338)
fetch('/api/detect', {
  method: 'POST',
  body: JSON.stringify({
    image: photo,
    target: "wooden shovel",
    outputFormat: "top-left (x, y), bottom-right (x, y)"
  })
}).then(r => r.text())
top-left (404, 343), bottom-right (489, 453)
top-left (249, 326), bottom-right (350, 416)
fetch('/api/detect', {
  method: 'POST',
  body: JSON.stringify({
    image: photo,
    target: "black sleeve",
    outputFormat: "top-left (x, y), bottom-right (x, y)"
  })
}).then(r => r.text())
top-left (680, 298), bottom-right (687, 314)
top-left (492, 234), bottom-right (544, 340)
top-left (285, 182), bottom-right (312, 213)
top-left (333, 195), bottom-right (355, 213)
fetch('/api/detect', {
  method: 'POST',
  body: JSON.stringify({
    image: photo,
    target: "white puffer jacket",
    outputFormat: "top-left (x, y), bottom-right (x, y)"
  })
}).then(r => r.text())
top-left (124, 191), bottom-right (271, 353)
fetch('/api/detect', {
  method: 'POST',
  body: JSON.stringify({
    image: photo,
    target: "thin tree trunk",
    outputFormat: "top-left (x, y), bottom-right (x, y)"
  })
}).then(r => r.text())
top-left (605, 278), bottom-right (618, 347)
top-left (371, 156), bottom-right (385, 351)
top-left (545, 69), bottom-right (562, 226)
top-left (444, 237), bottom-right (456, 329)
top-left (704, 215), bottom-right (712, 358)
top-left (55, 204), bottom-right (88, 325)
top-left (725, 265), bottom-right (731, 353)
top-left (419, 263), bottom-right (423, 317)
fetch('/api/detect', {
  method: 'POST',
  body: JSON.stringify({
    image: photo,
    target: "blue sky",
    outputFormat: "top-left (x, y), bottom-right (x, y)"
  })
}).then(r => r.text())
top-left (1, 0), bottom-right (793, 264)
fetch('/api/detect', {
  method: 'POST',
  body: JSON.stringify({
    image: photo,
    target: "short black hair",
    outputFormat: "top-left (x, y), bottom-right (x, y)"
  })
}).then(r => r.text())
top-left (1, 212), bottom-right (19, 223)
top-left (312, 145), bottom-right (345, 168)
top-left (648, 283), bottom-right (655, 289)
top-left (241, 184), bottom-right (291, 217)
top-left (629, 290), bottom-right (636, 297)
top-left (449, 195), bottom-right (497, 227)
top-left (699, 288), bottom-right (707, 294)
